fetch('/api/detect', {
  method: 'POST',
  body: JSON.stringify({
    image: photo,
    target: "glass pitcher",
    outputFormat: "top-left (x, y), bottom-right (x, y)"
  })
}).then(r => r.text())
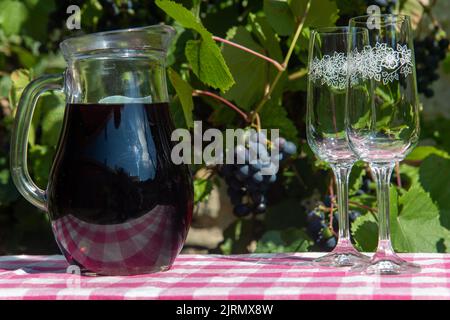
top-left (10, 26), bottom-right (193, 276)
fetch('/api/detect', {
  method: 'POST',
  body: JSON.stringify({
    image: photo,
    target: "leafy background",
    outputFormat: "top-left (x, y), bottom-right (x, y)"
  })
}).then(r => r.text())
top-left (0, 0), bottom-right (450, 255)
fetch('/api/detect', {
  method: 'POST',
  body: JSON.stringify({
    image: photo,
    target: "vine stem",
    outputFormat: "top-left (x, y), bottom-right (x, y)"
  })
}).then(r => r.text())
top-left (252, 112), bottom-right (261, 131)
top-left (251, 0), bottom-right (311, 121)
top-left (328, 174), bottom-right (337, 237)
top-left (192, 89), bottom-right (249, 122)
top-left (403, 159), bottom-right (422, 167)
top-left (349, 201), bottom-right (379, 223)
top-left (419, 0), bottom-right (441, 29)
top-left (288, 68), bottom-right (308, 81)
top-left (349, 201), bottom-right (377, 213)
top-left (213, 36), bottom-right (285, 72)
top-left (290, 162), bottom-right (306, 188)
top-left (321, 200), bottom-right (378, 215)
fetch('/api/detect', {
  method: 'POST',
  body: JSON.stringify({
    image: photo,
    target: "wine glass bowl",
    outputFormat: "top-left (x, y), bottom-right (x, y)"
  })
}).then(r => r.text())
top-left (347, 15), bottom-right (420, 164)
top-left (347, 14), bottom-right (421, 274)
top-left (307, 27), bottom-right (361, 165)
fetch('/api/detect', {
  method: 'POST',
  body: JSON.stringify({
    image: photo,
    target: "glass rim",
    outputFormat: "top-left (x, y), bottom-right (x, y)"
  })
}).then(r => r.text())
top-left (310, 26), bottom-right (368, 35)
top-left (60, 24), bottom-right (176, 59)
top-left (349, 13), bottom-right (410, 25)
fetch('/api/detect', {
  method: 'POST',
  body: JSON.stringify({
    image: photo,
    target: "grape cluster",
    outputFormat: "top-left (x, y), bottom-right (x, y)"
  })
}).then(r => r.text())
top-left (415, 32), bottom-right (449, 98)
top-left (307, 207), bottom-right (361, 251)
top-left (219, 131), bottom-right (297, 218)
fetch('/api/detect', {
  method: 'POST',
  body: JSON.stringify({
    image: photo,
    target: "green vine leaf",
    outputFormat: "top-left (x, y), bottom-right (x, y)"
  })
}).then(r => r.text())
top-left (168, 68), bottom-right (194, 128)
top-left (222, 26), bottom-right (273, 110)
top-left (194, 178), bottom-right (213, 204)
top-left (185, 38), bottom-right (234, 92)
top-left (289, 0), bottom-right (339, 28)
top-left (264, 0), bottom-right (339, 36)
top-left (22, 0), bottom-right (56, 41)
top-left (352, 184), bottom-right (450, 253)
top-left (156, 0), bottom-right (208, 37)
top-left (81, 0), bottom-right (103, 29)
top-left (156, 0), bottom-right (234, 91)
top-left (9, 69), bottom-right (31, 110)
top-left (391, 186), bottom-right (448, 253)
top-left (41, 103), bottom-right (64, 146)
top-left (249, 14), bottom-right (283, 62)
top-left (28, 144), bottom-right (52, 188)
top-left (218, 219), bottom-right (260, 254)
top-left (0, 0), bottom-right (29, 36)
top-left (348, 161), bottom-right (366, 195)
top-left (419, 155), bottom-right (450, 230)
top-left (263, 0), bottom-right (296, 36)
top-left (259, 100), bottom-right (298, 143)
top-left (406, 146), bottom-right (450, 161)
top-left (352, 212), bottom-right (378, 252)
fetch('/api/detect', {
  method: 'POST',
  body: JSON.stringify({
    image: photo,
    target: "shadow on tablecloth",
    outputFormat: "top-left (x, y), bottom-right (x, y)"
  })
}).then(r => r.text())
top-left (212, 253), bottom-right (315, 267)
top-left (0, 256), bottom-right (68, 275)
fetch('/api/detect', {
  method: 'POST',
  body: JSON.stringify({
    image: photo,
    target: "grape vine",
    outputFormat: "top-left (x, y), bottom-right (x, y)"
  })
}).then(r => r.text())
top-left (219, 131), bottom-right (297, 217)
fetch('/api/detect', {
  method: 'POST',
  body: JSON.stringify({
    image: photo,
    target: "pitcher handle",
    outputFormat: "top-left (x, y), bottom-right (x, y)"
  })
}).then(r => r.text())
top-left (10, 74), bottom-right (64, 211)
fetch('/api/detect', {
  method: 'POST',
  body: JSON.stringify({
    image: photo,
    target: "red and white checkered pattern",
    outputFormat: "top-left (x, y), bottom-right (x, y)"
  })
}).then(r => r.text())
top-left (51, 205), bottom-right (184, 275)
top-left (1, 253), bottom-right (450, 300)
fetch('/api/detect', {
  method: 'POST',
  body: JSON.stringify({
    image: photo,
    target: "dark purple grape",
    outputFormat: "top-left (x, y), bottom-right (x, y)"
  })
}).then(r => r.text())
top-left (221, 132), bottom-right (297, 217)
top-left (254, 202), bottom-right (267, 214)
top-left (323, 237), bottom-right (337, 251)
top-left (439, 38), bottom-right (449, 50)
top-left (265, 174), bottom-right (277, 184)
top-left (250, 160), bottom-right (263, 171)
top-left (430, 73), bottom-right (440, 81)
top-left (252, 171), bottom-right (264, 183)
top-left (227, 177), bottom-right (242, 191)
top-left (229, 194), bottom-right (242, 206)
top-left (283, 141), bottom-right (297, 155)
top-left (426, 56), bottom-right (439, 68)
top-left (234, 204), bottom-right (252, 217)
top-left (250, 192), bottom-right (266, 204)
top-left (424, 88), bottom-right (434, 98)
top-left (307, 205), bottom-right (362, 251)
top-left (250, 131), bottom-right (267, 144)
top-left (273, 137), bottom-right (286, 149)
top-left (414, 31), bottom-right (448, 98)
top-left (349, 210), bottom-right (361, 222)
top-left (238, 165), bottom-right (250, 177)
top-left (235, 145), bottom-right (249, 164)
top-left (374, 0), bottom-right (388, 6)
top-left (306, 210), bottom-right (326, 239)
top-left (249, 141), bottom-right (270, 161)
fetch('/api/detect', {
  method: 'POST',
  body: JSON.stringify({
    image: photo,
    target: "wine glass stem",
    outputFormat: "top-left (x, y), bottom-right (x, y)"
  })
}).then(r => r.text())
top-left (370, 162), bottom-right (395, 253)
top-left (330, 163), bottom-right (353, 243)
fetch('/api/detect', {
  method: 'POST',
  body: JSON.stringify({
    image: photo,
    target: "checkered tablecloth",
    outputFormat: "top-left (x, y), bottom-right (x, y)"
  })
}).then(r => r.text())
top-left (0, 253), bottom-right (449, 300)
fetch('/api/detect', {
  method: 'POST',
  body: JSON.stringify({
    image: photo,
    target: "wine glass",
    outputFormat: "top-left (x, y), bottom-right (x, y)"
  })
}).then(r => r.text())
top-left (347, 14), bottom-right (420, 274)
top-left (306, 27), bottom-right (370, 267)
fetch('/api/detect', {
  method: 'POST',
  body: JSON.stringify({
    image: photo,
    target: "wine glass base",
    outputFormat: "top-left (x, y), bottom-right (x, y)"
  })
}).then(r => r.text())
top-left (314, 246), bottom-right (370, 267)
top-left (352, 256), bottom-right (421, 275)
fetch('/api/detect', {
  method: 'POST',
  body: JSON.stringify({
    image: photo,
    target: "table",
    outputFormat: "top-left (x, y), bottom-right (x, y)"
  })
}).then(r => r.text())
top-left (0, 253), bottom-right (449, 300)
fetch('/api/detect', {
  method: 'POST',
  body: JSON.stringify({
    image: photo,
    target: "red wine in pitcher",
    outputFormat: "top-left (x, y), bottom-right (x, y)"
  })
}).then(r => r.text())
top-left (46, 103), bottom-right (193, 275)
